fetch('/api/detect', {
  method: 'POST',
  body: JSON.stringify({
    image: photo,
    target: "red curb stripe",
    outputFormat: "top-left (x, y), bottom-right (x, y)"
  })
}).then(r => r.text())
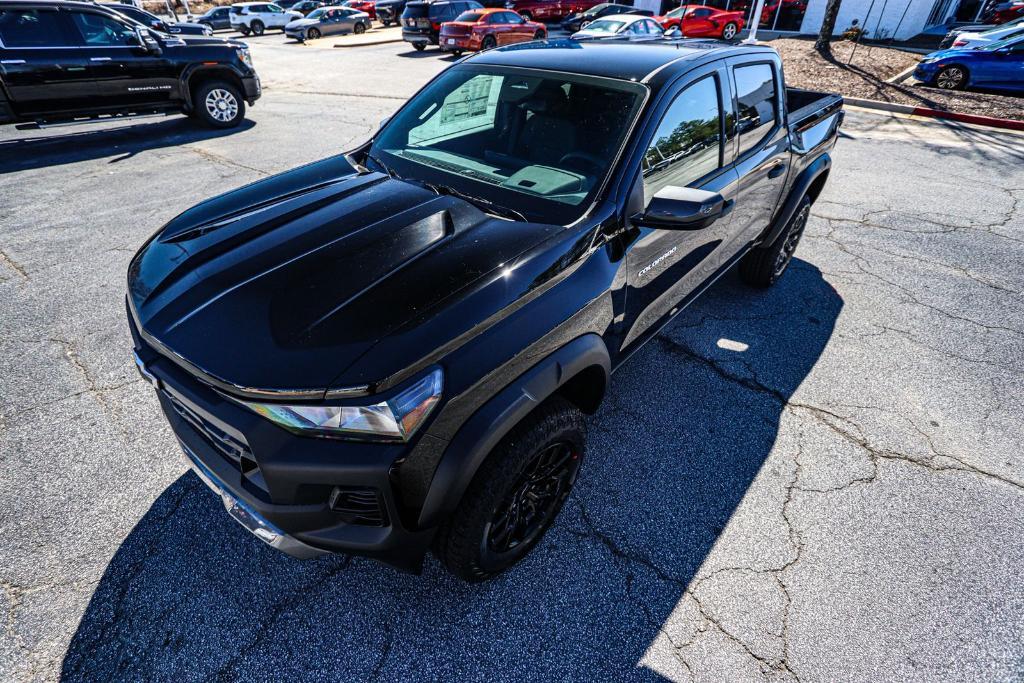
top-left (908, 106), bottom-right (1024, 132)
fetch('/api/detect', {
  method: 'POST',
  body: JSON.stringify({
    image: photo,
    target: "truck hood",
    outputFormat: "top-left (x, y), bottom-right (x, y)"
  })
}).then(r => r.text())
top-left (127, 155), bottom-right (563, 398)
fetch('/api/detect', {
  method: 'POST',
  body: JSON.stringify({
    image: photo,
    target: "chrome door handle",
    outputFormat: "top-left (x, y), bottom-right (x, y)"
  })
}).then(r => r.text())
top-left (0, 59), bottom-right (27, 65)
top-left (90, 57), bottom-right (112, 62)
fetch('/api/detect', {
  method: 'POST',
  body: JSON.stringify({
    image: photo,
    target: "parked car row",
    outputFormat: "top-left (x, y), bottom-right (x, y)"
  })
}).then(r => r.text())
top-left (940, 15), bottom-right (1024, 48)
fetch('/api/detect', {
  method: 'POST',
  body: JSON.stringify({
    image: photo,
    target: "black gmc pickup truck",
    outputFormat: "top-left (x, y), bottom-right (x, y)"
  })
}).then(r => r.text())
top-left (127, 39), bottom-right (843, 581)
top-left (0, 1), bottom-right (260, 129)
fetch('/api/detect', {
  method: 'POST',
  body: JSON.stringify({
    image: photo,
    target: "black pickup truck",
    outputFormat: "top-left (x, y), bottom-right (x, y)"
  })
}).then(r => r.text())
top-left (0, 1), bottom-right (260, 129)
top-left (127, 39), bottom-right (843, 581)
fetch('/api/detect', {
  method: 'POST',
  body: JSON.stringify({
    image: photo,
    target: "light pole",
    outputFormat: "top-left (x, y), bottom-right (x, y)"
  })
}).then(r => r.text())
top-left (743, 0), bottom-right (768, 42)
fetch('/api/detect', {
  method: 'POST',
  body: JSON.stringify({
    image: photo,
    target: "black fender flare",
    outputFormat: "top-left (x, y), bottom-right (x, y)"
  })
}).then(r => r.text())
top-left (180, 64), bottom-right (247, 111)
top-left (417, 333), bottom-right (611, 528)
top-left (761, 152), bottom-right (831, 246)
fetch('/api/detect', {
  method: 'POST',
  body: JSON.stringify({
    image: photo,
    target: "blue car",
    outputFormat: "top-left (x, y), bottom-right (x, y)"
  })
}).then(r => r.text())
top-left (914, 34), bottom-right (1024, 92)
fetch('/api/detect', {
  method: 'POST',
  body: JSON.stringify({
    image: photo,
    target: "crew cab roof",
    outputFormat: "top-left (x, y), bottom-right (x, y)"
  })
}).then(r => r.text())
top-left (470, 38), bottom-right (776, 86)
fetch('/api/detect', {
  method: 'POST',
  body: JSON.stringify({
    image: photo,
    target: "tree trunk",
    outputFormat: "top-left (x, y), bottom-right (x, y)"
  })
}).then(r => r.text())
top-left (815, 0), bottom-right (842, 53)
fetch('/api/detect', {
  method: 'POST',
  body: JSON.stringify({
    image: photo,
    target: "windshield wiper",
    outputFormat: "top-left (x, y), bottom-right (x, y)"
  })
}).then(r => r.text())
top-left (423, 181), bottom-right (528, 223)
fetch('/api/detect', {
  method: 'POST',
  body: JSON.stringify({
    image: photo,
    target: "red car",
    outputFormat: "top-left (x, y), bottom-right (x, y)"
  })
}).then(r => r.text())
top-left (991, 1), bottom-right (1024, 23)
top-left (656, 4), bottom-right (744, 39)
top-left (503, 0), bottom-right (603, 22)
top-left (343, 0), bottom-right (376, 19)
top-left (440, 8), bottom-right (546, 54)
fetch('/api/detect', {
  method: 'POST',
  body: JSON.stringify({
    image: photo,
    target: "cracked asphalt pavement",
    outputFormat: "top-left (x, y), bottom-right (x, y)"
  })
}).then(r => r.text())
top-left (1, 38), bottom-right (1023, 683)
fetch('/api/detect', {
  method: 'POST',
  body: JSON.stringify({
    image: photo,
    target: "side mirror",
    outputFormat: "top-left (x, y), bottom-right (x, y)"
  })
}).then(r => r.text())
top-left (135, 27), bottom-right (162, 54)
top-left (633, 185), bottom-right (728, 230)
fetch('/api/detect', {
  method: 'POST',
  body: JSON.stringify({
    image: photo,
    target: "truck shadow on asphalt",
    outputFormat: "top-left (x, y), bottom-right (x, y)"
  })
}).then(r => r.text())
top-left (60, 259), bottom-right (842, 681)
top-left (0, 118), bottom-right (255, 174)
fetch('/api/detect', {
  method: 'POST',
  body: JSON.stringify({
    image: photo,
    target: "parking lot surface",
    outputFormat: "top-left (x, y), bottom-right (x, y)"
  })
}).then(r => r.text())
top-left (1, 39), bottom-right (1022, 682)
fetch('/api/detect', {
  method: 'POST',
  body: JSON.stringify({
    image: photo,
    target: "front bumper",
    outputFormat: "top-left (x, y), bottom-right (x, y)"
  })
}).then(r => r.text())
top-left (913, 63), bottom-right (938, 83)
top-left (131, 335), bottom-right (436, 573)
top-left (242, 74), bottom-right (261, 103)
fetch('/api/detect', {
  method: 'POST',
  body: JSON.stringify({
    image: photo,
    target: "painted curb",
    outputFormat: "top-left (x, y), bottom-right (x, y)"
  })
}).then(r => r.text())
top-left (845, 96), bottom-right (1024, 132)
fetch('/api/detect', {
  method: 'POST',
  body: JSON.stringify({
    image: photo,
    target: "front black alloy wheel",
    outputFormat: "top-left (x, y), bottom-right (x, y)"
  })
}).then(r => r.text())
top-left (433, 397), bottom-right (585, 582)
top-left (307, 27), bottom-right (321, 39)
top-left (485, 441), bottom-right (581, 555)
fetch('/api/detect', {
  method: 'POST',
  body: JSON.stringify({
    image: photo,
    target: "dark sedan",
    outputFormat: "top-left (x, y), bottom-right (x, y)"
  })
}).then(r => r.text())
top-left (192, 5), bottom-right (234, 30)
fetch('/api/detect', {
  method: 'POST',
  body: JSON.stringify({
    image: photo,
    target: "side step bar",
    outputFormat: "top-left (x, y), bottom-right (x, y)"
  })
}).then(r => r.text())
top-left (15, 111), bottom-right (178, 131)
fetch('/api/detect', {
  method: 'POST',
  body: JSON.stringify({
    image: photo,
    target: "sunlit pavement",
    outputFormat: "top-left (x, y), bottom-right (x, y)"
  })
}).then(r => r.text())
top-left (1, 39), bottom-right (1022, 682)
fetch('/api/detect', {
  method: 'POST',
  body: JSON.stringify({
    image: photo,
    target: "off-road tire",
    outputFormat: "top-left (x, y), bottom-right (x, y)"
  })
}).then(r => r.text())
top-left (250, 19), bottom-right (265, 35)
top-left (739, 195), bottom-right (811, 287)
top-left (433, 397), bottom-right (586, 582)
top-left (192, 80), bottom-right (246, 129)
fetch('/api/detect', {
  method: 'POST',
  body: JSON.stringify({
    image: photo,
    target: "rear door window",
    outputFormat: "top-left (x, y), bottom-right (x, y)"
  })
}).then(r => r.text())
top-left (0, 8), bottom-right (76, 47)
top-left (642, 75), bottom-right (723, 202)
top-left (732, 63), bottom-right (779, 157)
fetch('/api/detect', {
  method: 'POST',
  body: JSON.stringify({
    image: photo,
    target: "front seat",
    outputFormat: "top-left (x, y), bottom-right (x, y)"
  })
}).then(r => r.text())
top-left (516, 83), bottom-right (576, 167)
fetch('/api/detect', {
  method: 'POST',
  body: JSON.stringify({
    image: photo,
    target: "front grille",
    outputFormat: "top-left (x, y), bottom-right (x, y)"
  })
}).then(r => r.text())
top-left (330, 486), bottom-right (388, 526)
top-left (166, 391), bottom-right (255, 472)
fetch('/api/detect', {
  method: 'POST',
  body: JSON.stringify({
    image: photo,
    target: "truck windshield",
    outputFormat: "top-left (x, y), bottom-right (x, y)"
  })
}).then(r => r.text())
top-left (369, 65), bottom-right (646, 224)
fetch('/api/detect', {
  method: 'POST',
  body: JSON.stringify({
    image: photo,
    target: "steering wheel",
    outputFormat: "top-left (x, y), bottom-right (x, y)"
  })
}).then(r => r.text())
top-left (559, 151), bottom-right (603, 175)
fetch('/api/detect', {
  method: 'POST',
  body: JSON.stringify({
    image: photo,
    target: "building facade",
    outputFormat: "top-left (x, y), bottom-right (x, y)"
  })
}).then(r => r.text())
top-left (666, 0), bottom-right (991, 41)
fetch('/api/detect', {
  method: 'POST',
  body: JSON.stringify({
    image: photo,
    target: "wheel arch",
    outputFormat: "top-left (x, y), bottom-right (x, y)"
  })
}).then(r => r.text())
top-left (416, 333), bottom-right (610, 528)
top-left (760, 152), bottom-right (831, 246)
top-left (182, 66), bottom-right (246, 111)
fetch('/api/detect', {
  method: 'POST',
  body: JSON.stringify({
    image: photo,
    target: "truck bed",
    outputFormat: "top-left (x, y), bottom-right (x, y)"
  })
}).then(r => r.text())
top-left (786, 87), bottom-right (844, 155)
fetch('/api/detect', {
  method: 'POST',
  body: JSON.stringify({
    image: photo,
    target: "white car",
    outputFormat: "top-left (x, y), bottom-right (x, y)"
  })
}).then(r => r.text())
top-left (951, 19), bottom-right (1024, 48)
top-left (230, 2), bottom-right (303, 35)
top-left (570, 14), bottom-right (668, 40)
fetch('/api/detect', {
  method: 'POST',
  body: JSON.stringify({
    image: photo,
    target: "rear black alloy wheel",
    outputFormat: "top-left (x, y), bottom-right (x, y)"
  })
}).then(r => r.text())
top-left (935, 65), bottom-right (966, 90)
top-left (238, 25), bottom-right (251, 35)
top-left (250, 19), bottom-right (265, 35)
top-left (481, 34), bottom-right (497, 49)
top-left (772, 200), bottom-right (809, 278)
top-left (534, 29), bottom-right (545, 39)
top-left (485, 442), bottom-right (581, 555)
top-left (739, 194), bottom-right (811, 287)
top-left (354, 21), bottom-right (366, 33)
top-left (433, 397), bottom-right (585, 582)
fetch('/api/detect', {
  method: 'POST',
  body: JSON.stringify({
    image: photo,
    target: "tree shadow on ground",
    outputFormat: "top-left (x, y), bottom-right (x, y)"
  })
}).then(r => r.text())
top-left (60, 259), bottom-right (842, 681)
top-left (0, 117), bottom-right (255, 174)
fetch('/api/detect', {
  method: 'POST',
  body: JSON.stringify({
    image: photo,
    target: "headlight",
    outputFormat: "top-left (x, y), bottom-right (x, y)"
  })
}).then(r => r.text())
top-left (236, 47), bottom-right (253, 68)
top-left (246, 368), bottom-right (443, 442)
